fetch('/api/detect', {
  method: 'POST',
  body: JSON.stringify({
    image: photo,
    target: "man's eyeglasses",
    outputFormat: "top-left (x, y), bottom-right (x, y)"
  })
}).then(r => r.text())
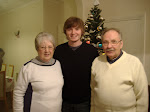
top-left (102, 40), bottom-right (122, 46)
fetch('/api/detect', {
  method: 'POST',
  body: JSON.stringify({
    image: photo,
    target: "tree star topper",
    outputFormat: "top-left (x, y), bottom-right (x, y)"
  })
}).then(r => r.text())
top-left (94, 0), bottom-right (100, 6)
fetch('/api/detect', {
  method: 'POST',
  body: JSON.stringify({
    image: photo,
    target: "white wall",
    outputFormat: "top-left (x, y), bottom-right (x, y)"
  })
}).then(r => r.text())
top-left (43, 0), bottom-right (64, 45)
top-left (0, 0), bottom-right (43, 78)
top-left (0, 0), bottom-right (78, 79)
top-left (57, 0), bottom-right (77, 45)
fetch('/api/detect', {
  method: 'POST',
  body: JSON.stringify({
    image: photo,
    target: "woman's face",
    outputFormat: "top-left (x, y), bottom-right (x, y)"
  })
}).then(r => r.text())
top-left (37, 40), bottom-right (54, 63)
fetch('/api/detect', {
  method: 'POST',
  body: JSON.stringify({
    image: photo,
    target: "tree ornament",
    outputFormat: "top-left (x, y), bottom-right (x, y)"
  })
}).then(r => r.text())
top-left (97, 26), bottom-right (102, 31)
top-left (90, 14), bottom-right (94, 18)
top-left (85, 24), bottom-right (88, 29)
top-left (84, 32), bottom-right (89, 35)
top-left (86, 40), bottom-right (90, 44)
top-left (86, 22), bottom-right (91, 24)
top-left (91, 43), bottom-right (97, 47)
top-left (87, 37), bottom-right (91, 41)
top-left (91, 12), bottom-right (95, 15)
top-left (100, 17), bottom-right (104, 20)
top-left (81, 36), bottom-right (85, 40)
top-left (96, 35), bottom-right (101, 40)
top-left (97, 42), bottom-right (102, 48)
top-left (89, 18), bottom-right (94, 21)
top-left (89, 30), bottom-right (95, 33)
top-left (98, 44), bottom-right (102, 48)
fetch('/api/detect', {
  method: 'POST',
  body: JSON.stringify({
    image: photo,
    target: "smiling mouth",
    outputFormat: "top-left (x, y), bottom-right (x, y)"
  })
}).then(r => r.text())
top-left (44, 54), bottom-right (50, 56)
top-left (71, 36), bottom-right (77, 39)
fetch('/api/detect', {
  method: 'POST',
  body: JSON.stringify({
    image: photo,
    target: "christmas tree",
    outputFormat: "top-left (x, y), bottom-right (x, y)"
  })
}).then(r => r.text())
top-left (82, 0), bottom-right (105, 54)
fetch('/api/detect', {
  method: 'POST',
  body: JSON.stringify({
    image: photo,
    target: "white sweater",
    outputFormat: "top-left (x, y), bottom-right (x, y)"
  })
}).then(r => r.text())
top-left (13, 58), bottom-right (64, 112)
top-left (91, 51), bottom-right (148, 112)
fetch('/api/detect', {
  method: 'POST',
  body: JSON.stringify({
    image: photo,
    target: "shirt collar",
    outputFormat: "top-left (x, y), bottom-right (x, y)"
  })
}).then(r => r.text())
top-left (31, 56), bottom-right (55, 65)
top-left (107, 50), bottom-right (123, 64)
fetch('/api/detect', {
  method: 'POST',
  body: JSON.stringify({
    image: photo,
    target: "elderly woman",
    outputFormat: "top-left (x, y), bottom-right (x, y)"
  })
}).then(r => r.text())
top-left (13, 32), bottom-right (64, 112)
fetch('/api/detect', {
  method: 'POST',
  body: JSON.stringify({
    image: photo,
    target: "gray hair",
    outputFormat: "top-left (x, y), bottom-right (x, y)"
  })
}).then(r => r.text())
top-left (35, 32), bottom-right (56, 51)
top-left (101, 28), bottom-right (122, 40)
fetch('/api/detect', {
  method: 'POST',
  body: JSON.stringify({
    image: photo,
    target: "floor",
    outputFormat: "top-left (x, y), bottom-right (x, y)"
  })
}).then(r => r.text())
top-left (0, 92), bottom-right (13, 112)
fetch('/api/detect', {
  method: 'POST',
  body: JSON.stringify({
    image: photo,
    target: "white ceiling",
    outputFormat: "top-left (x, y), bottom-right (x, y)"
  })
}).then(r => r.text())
top-left (0, 0), bottom-right (64, 15)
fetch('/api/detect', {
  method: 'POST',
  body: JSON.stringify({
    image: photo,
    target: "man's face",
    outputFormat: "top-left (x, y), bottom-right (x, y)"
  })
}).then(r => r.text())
top-left (65, 26), bottom-right (82, 43)
top-left (102, 30), bottom-right (123, 60)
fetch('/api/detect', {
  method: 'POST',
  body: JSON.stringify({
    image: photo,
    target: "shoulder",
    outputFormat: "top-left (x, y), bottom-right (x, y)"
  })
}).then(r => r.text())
top-left (22, 59), bottom-right (38, 71)
top-left (54, 42), bottom-right (68, 55)
top-left (53, 60), bottom-right (62, 72)
top-left (55, 42), bottom-right (68, 50)
top-left (123, 51), bottom-right (141, 63)
top-left (122, 51), bottom-right (144, 71)
top-left (54, 42), bottom-right (68, 59)
top-left (24, 60), bottom-right (32, 66)
top-left (92, 55), bottom-right (107, 74)
top-left (82, 42), bottom-right (99, 54)
top-left (93, 54), bottom-right (106, 64)
top-left (82, 42), bottom-right (96, 49)
top-left (19, 60), bottom-right (35, 76)
top-left (84, 42), bottom-right (99, 57)
top-left (55, 59), bottom-right (61, 65)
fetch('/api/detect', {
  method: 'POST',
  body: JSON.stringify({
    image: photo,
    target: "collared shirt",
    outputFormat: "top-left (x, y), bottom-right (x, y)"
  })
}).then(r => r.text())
top-left (107, 50), bottom-right (123, 64)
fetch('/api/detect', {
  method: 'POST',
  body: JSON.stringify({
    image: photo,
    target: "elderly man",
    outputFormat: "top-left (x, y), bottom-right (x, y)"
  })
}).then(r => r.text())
top-left (91, 28), bottom-right (148, 112)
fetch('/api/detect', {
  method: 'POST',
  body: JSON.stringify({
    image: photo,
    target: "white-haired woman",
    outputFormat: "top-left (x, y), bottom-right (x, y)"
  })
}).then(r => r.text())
top-left (13, 32), bottom-right (64, 112)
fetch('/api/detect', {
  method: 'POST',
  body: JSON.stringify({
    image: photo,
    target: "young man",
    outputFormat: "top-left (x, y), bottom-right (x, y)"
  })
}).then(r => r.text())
top-left (54, 17), bottom-right (99, 112)
top-left (91, 28), bottom-right (148, 112)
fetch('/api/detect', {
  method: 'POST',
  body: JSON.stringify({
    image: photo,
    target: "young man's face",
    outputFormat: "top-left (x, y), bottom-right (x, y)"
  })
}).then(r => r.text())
top-left (65, 26), bottom-right (82, 43)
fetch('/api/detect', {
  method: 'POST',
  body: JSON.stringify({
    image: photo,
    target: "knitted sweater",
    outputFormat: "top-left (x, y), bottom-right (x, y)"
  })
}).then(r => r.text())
top-left (54, 42), bottom-right (99, 103)
top-left (91, 51), bottom-right (148, 112)
top-left (13, 58), bottom-right (64, 112)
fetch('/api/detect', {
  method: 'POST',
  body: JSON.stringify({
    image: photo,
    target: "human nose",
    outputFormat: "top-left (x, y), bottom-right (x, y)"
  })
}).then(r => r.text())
top-left (71, 29), bottom-right (76, 34)
top-left (107, 42), bottom-right (113, 48)
top-left (44, 47), bottom-right (50, 52)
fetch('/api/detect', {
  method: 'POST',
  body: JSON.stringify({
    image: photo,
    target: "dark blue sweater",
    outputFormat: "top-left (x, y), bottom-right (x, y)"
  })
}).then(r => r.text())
top-left (54, 42), bottom-right (99, 104)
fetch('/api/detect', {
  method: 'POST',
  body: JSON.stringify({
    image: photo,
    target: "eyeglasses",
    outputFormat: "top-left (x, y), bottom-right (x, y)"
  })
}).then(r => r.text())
top-left (39, 46), bottom-right (54, 50)
top-left (102, 40), bottom-right (122, 46)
